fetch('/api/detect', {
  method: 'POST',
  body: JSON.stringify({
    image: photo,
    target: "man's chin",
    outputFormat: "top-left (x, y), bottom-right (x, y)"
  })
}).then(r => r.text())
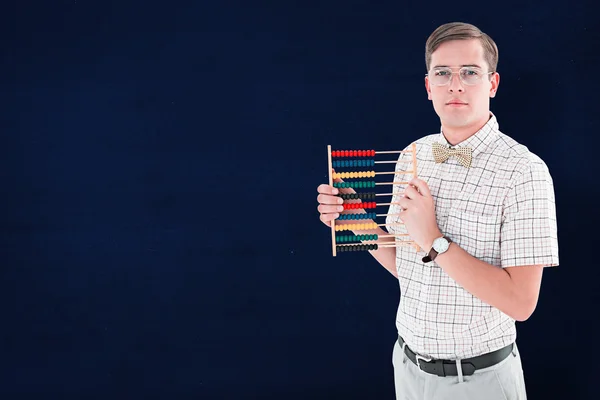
top-left (441, 115), bottom-right (472, 128)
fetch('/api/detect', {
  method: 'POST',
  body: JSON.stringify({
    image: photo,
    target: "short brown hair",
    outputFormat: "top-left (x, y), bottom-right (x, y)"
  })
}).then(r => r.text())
top-left (425, 22), bottom-right (499, 73)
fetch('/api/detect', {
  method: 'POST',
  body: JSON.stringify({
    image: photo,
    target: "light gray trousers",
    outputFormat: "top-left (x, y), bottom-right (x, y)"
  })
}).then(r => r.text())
top-left (392, 340), bottom-right (528, 400)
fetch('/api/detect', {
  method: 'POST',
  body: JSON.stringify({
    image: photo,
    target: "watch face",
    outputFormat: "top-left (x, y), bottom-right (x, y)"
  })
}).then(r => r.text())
top-left (433, 237), bottom-right (449, 253)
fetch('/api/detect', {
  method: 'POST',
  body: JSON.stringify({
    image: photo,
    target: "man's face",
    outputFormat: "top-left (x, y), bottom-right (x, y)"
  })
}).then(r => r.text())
top-left (425, 39), bottom-right (499, 131)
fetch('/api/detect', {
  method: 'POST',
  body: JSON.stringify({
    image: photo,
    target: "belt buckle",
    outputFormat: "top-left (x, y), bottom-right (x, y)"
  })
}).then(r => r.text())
top-left (415, 354), bottom-right (432, 371)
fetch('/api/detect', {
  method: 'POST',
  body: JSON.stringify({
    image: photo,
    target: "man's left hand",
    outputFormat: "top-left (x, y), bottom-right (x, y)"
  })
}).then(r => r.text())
top-left (396, 178), bottom-right (443, 251)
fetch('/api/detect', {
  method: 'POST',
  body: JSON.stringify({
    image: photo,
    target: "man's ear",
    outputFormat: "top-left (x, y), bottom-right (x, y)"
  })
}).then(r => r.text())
top-left (490, 72), bottom-right (500, 98)
top-left (425, 76), bottom-right (432, 100)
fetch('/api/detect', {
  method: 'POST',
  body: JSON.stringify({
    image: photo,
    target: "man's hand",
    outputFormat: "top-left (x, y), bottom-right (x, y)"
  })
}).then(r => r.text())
top-left (396, 178), bottom-right (442, 251)
top-left (316, 184), bottom-right (344, 227)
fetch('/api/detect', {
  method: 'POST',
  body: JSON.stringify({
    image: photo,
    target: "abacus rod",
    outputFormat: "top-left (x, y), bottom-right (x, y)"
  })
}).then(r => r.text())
top-left (340, 203), bottom-right (403, 210)
top-left (375, 150), bottom-right (414, 154)
top-left (334, 223), bottom-right (408, 228)
top-left (333, 170), bottom-right (413, 176)
top-left (376, 181), bottom-right (412, 185)
top-left (411, 143), bottom-right (418, 178)
top-left (374, 160), bottom-right (412, 164)
top-left (327, 145), bottom-right (336, 257)
top-left (336, 242), bottom-right (417, 248)
top-left (380, 234), bottom-right (410, 237)
top-left (374, 171), bottom-right (414, 175)
top-left (336, 192), bottom-right (399, 197)
top-left (337, 234), bottom-right (409, 239)
top-left (376, 243), bottom-right (418, 248)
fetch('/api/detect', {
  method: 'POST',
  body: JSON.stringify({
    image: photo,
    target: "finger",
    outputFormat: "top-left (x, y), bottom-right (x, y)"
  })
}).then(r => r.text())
top-left (320, 212), bottom-right (339, 224)
top-left (404, 185), bottom-right (419, 199)
top-left (320, 213), bottom-right (331, 227)
top-left (317, 184), bottom-right (339, 196)
top-left (397, 197), bottom-right (409, 210)
top-left (318, 204), bottom-right (345, 214)
top-left (409, 178), bottom-right (431, 197)
top-left (317, 193), bottom-right (344, 205)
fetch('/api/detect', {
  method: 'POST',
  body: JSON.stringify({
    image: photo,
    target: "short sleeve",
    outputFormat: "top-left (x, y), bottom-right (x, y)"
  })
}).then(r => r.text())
top-left (500, 158), bottom-right (559, 268)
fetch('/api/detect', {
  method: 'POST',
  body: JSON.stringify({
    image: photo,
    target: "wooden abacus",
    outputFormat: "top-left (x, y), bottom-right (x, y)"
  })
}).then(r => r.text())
top-left (326, 144), bottom-right (420, 257)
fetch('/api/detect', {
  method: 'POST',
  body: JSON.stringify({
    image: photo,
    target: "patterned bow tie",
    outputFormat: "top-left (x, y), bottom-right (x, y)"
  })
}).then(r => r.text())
top-left (432, 142), bottom-right (473, 168)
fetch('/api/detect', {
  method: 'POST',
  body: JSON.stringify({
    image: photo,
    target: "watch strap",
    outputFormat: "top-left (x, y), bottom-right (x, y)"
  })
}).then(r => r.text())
top-left (422, 236), bottom-right (452, 263)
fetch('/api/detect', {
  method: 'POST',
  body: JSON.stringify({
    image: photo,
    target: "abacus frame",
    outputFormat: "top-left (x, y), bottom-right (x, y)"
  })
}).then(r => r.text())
top-left (326, 144), bottom-right (419, 257)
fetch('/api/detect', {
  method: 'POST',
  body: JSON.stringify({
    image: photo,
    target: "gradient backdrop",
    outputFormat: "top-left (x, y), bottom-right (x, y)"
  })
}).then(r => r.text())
top-left (2, 1), bottom-right (599, 399)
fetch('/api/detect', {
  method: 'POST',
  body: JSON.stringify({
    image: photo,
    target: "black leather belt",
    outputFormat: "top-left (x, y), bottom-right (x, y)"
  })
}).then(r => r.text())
top-left (397, 336), bottom-right (514, 377)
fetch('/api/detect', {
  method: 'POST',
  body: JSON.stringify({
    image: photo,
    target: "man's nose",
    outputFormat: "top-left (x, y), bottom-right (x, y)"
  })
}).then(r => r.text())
top-left (448, 74), bottom-right (464, 92)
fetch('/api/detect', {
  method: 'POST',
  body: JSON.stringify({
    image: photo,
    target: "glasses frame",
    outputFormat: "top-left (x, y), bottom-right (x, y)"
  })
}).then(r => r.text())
top-left (426, 66), bottom-right (494, 86)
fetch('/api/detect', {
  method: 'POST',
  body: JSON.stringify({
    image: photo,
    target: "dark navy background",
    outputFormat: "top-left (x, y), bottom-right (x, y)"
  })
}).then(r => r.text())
top-left (2, 1), bottom-right (598, 399)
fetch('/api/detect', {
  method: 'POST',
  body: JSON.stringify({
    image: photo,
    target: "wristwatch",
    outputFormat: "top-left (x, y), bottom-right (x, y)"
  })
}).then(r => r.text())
top-left (422, 236), bottom-right (452, 263)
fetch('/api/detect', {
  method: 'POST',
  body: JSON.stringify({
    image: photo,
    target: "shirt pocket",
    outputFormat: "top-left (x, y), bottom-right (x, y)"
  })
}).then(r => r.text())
top-left (445, 207), bottom-right (502, 267)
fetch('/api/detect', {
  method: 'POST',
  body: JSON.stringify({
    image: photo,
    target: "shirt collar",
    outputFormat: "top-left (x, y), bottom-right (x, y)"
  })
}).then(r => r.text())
top-left (436, 112), bottom-right (499, 159)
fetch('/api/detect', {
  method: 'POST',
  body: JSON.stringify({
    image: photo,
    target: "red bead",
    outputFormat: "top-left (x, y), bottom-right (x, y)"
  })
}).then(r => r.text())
top-left (352, 150), bottom-right (357, 157)
top-left (333, 150), bottom-right (338, 157)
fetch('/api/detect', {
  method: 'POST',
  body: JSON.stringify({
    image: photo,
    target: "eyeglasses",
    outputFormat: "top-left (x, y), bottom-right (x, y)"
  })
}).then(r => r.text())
top-left (426, 66), bottom-right (493, 86)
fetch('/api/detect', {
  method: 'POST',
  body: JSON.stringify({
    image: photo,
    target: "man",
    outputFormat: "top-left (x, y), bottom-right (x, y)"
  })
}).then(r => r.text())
top-left (316, 22), bottom-right (559, 399)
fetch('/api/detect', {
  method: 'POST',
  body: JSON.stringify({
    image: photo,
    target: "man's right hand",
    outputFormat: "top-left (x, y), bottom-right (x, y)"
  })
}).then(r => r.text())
top-left (316, 184), bottom-right (345, 227)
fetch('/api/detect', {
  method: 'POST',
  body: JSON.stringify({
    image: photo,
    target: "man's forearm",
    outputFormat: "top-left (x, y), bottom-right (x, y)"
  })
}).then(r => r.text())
top-left (343, 221), bottom-right (397, 277)
top-left (340, 205), bottom-right (398, 278)
top-left (433, 243), bottom-right (532, 321)
top-left (362, 226), bottom-right (397, 278)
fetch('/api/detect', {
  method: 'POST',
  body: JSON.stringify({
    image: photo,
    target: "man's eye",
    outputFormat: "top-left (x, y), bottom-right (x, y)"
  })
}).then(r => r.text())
top-left (435, 70), bottom-right (450, 76)
top-left (463, 69), bottom-right (480, 76)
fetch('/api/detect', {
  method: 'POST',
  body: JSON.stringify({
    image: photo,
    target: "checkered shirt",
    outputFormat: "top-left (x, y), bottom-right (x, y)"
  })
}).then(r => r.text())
top-left (385, 113), bottom-right (559, 360)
